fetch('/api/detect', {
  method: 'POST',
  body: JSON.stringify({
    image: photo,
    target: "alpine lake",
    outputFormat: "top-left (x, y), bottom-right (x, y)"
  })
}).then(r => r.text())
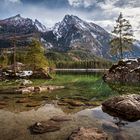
top-left (0, 71), bottom-right (140, 140)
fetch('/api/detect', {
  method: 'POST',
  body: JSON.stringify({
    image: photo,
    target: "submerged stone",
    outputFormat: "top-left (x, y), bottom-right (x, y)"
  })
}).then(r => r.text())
top-left (0, 101), bottom-right (7, 105)
top-left (68, 127), bottom-right (108, 140)
top-left (16, 98), bottom-right (30, 103)
top-left (30, 121), bottom-right (60, 134)
top-left (102, 121), bottom-right (119, 132)
top-left (50, 116), bottom-right (72, 122)
top-left (26, 103), bottom-right (41, 107)
top-left (85, 101), bottom-right (101, 106)
top-left (62, 99), bottom-right (85, 106)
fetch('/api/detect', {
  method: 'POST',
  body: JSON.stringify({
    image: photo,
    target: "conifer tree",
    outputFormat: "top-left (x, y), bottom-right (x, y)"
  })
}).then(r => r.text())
top-left (26, 39), bottom-right (48, 71)
top-left (110, 12), bottom-right (134, 59)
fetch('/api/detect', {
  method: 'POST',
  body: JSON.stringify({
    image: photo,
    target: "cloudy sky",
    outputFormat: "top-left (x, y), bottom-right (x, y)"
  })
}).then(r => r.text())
top-left (0, 0), bottom-right (140, 39)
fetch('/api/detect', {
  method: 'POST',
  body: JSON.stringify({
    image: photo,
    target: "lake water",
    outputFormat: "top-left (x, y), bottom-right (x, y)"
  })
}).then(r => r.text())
top-left (0, 73), bottom-right (139, 140)
top-left (0, 104), bottom-right (139, 140)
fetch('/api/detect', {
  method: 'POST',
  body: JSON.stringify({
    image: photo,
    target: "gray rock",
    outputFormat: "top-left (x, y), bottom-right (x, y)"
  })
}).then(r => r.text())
top-left (104, 59), bottom-right (140, 83)
top-left (102, 94), bottom-right (140, 121)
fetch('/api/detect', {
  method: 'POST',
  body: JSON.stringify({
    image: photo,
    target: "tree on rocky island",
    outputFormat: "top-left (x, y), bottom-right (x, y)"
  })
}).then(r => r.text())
top-left (26, 39), bottom-right (48, 71)
top-left (110, 12), bottom-right (134, 60)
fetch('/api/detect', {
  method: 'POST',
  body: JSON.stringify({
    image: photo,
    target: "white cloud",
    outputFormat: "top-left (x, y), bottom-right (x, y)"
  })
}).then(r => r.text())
top-left (1, 0), bottom-right (140, 40)
top-left (6, 0), bottom-right (21, 3)
top-left (68, 0), bottom-right (97, 8)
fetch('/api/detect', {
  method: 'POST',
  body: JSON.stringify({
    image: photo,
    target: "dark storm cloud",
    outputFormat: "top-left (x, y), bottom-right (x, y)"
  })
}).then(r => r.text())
top-left (21, 0), bottom-right (69, 8)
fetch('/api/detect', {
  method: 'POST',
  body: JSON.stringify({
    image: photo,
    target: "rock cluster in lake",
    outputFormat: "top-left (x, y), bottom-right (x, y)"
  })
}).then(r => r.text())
top-left (102, 94), bottom-right (140, 121)
top-left (104, 58), bottom-right (140, 83)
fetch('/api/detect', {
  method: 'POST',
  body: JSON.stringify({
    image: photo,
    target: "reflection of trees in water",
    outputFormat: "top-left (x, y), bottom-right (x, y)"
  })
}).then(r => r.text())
top-left (113, 117), bottom-right (128, 127)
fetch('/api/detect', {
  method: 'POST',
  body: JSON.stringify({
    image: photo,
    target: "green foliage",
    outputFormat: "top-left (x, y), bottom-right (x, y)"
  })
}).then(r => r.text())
top-left (46, 51), bottom-right (112, 69)
top-left (0, 49), bottom-right (9, 68)
top-left (0, 39), bottom-right (50, 71)
top-left (110, 12), bottom-right (134, 59)
top-left (26, 40), bottom-right (48, 70)
top-left (54, 60), bottom-right (112, 69)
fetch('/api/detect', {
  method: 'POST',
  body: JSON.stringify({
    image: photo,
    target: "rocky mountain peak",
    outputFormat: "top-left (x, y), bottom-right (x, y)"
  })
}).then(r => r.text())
top-left (11, 14), bottom-right (21, 19)
top-left (63, 14), bottom-right (81, 24)
top-left (0, 14), bottom-right (47, 33)
top-left (34, 19), bottom-right (47, 32)
top-left (4, 14), bottom-right (26, 22)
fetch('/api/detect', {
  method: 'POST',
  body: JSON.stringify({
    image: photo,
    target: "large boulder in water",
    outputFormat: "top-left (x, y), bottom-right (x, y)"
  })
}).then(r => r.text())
top-left (68, 127), bottom-right (108, 140)
top-left (103, 58), bottom-right (140, 83)
top-left (102, 94), bottom-right (140, 121)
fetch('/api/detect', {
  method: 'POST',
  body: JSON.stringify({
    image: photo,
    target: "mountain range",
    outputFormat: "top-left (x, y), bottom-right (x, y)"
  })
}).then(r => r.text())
top-left (0, 14), bottom-right (140, 61)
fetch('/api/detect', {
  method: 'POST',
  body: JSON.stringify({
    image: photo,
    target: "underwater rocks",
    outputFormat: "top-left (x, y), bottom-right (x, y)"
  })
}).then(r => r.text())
top-left (102, 121), bottom-right (119, 133)
top-left (102, 94), bottom-right (140, 121)
top-left (30, 121), bottom-right (61, 134)
top-left (26, 103), bottom-right (41, 107)
top-left (66, 100), bottom-right (85, 107)
top-left (61, 99), bottom-right (101, 107)
top-left (50, 116), bottom-right (72, 122)
top-left (104, 58), bottom-right (140, 83)
top-left (16, 98), bottom-right (30, 103)
top-left (0, 101), bottom-right (7, 109)
top-left (0, 85), bottom-right (64, 94)
top-left (68, 127), bottom-right (108, 140)
top-left (30, 116), bottom-right (72, 134)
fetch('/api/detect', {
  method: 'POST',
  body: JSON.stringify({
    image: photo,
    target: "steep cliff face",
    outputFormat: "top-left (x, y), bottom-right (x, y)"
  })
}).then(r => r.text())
top-left (43, 15), bottom-right (112, 59)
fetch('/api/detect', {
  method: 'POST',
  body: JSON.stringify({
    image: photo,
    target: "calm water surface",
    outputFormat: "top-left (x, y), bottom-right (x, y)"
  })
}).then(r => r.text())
top-left (0, 73), bottom-right (139, 140)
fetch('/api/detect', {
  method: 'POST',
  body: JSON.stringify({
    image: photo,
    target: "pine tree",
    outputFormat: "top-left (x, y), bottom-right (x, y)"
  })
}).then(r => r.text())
top-left (110, 12), bottom-right (134, 59)
top-left (26, 39), bottom-right (48, 71)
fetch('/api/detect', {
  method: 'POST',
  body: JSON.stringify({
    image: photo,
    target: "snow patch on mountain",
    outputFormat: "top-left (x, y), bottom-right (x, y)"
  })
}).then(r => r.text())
top-left (0, 14), bottom-right (47, 32)
top-left (34, 19), bottom-right (47, 32)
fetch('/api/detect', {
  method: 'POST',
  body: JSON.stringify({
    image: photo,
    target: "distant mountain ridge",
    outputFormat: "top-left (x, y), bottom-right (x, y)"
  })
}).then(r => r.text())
top-left (0, 14), bottom-right (47, 34)
top-left (0, 14), bottom-right (140, 60)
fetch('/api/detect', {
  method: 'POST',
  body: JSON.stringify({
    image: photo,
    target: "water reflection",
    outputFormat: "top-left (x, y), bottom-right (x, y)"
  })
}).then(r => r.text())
top-left (0, 103), bottom-right (140, 140)
top-left (77, 106), bottom-right (140, 140)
